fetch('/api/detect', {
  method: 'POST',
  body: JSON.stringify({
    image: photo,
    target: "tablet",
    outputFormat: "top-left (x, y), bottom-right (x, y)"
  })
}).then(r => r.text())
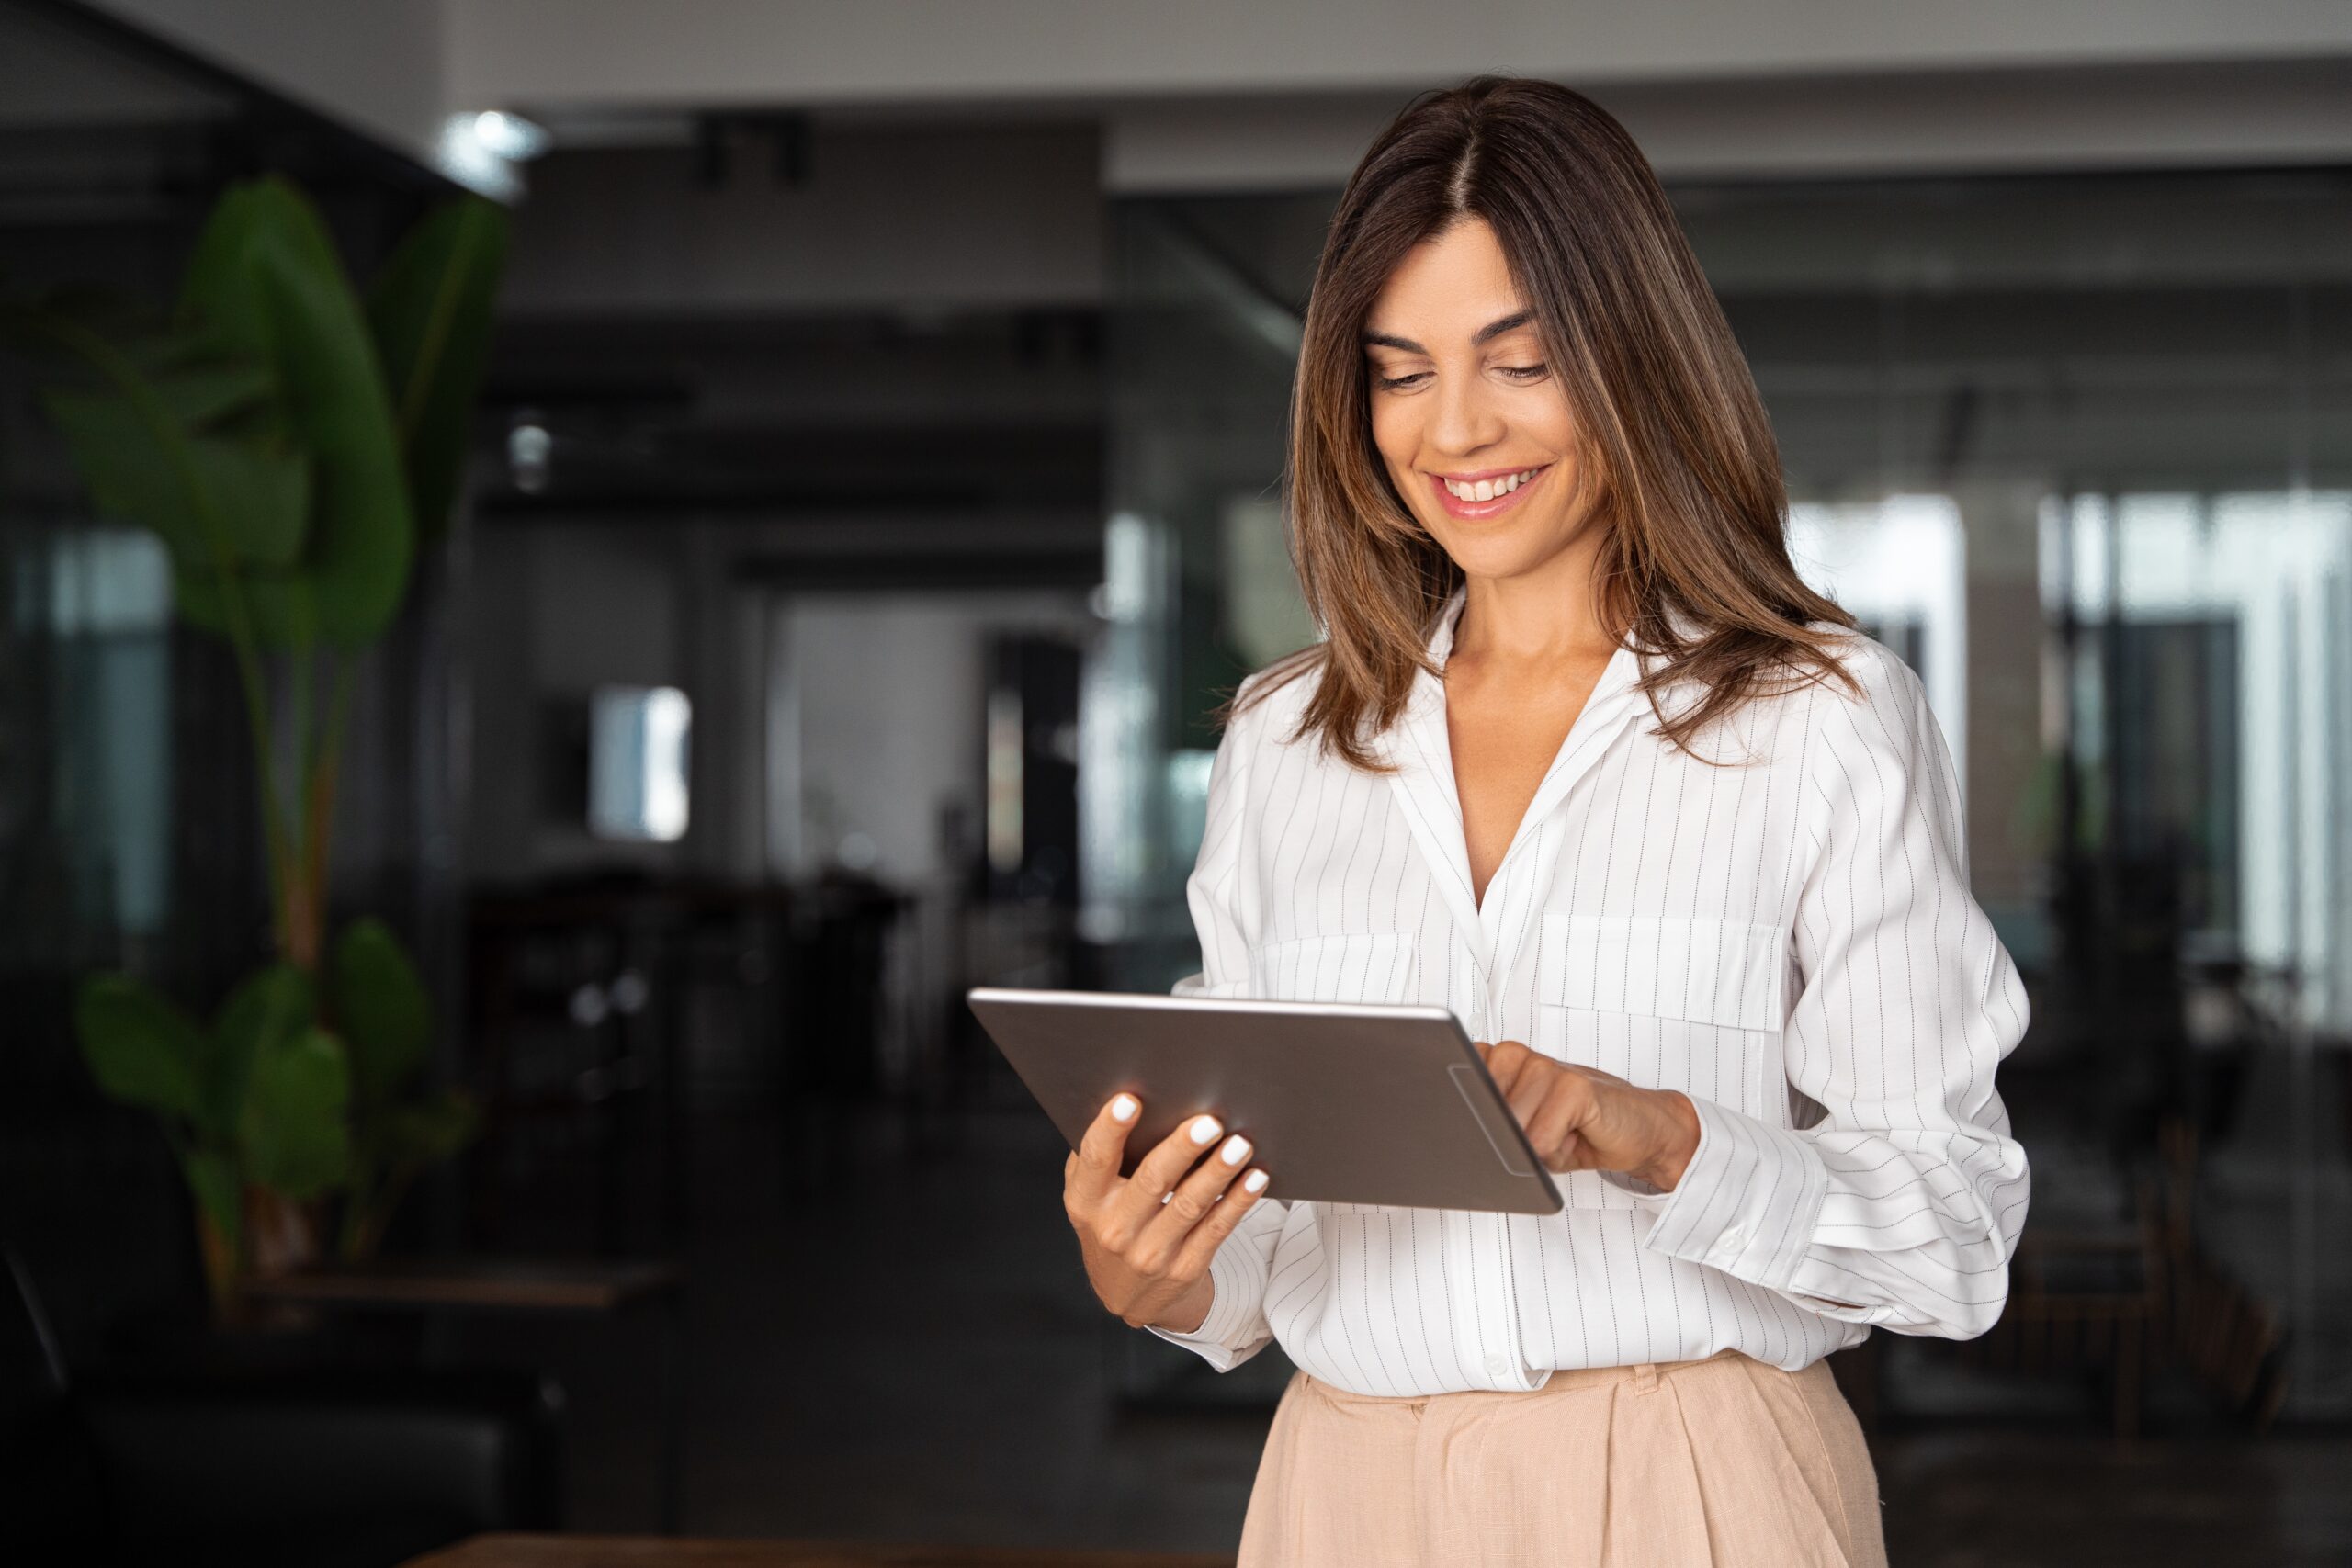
top-left (966, 987), bottom-right (1564, 1216)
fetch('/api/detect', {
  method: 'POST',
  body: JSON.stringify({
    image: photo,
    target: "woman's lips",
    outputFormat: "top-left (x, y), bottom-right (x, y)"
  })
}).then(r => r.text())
top-left (1428, 463), bottom-right (1550, 520)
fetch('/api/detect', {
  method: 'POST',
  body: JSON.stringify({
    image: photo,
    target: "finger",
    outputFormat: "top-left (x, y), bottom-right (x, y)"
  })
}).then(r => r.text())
top-left (1099, 1111), bottom-right (1226, 1247)
top-left (1525, 1077), bottom-right (1586, 1170)
top-left (1168, 1163), bottom-right (1272, 1280)
top-left (1069, 1092), bottom-right (1142, 1205)
top-left (1504, 1055), bottom-right (1555, 1127)
top-left (1485, 1051), bottom-right (1517, 1095)
top-left (1486, 1040), bottom-right (1532, 1095)
top-left (1132, 1130), bottom-right (1256, 1270)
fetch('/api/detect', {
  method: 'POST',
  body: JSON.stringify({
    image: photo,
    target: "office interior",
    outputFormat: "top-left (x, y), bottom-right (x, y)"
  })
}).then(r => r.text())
top-left (1, 2), bottom-right (2349, 1564)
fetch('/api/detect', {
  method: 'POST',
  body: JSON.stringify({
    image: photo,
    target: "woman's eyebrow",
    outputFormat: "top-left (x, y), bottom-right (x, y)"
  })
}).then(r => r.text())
top-left (1360, 309), bottom-right (1533, 353)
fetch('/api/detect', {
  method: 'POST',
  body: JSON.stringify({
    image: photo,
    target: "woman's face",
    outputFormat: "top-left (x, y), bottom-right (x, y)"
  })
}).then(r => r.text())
top-left (1362, 216), bottom-right (1595, 586)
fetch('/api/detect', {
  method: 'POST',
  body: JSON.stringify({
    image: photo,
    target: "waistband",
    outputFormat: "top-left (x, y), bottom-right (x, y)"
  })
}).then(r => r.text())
top-left (1303, 1346), bottom-right (1752, 1407)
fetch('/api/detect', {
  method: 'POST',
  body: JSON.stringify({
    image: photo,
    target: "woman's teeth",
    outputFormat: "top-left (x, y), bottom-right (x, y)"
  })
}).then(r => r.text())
top-left (1442, 466), bottom-right (1542, 502)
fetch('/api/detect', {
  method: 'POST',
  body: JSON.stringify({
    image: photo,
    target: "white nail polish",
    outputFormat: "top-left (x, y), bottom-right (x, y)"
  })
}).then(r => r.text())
top-left (1243, 1169), bottom-right (1269, 1194)
top-left (1189, 1115), bottom-right (1221, 1145)
top-left (1219, 1134), bottom-right (1250, 1166)
top-left (1110, 1094), bottom-right (1137, 1122)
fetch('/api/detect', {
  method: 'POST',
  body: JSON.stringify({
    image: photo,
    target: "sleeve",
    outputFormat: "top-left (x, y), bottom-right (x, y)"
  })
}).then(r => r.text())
top-left (1145, 684), bottom-right (1288, 1370)
top-left (1622, 642), bottom-right (2032, 1339)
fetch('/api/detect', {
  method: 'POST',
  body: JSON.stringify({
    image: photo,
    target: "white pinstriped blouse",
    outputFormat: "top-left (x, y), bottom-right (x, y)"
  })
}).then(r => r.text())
top-left (1148, 584), bottom-right (2032, 1395)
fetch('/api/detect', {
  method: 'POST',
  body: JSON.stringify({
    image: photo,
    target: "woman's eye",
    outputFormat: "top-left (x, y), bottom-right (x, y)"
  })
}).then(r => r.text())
top-left (1373, 364), bottom-right (1546, 391)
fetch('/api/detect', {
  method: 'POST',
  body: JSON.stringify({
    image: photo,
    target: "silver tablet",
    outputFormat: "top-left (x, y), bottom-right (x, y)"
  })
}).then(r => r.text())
top-left (966, 987), bottom-right (1565, 1215)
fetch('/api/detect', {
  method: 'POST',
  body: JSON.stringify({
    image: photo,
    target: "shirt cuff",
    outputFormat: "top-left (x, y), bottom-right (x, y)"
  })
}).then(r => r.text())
top-left (1141, 1227), bottom-right (1268, 1371)
top-left (1621, 1095), bottom-right (1830, 1294)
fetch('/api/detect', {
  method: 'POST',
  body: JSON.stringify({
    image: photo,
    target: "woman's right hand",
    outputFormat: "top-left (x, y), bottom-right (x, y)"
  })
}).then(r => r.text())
top-left (1063, 1093), bottom-right (1271, 1334)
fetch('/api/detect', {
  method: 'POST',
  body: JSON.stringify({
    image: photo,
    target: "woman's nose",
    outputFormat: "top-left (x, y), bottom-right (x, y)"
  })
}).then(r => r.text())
top-left (1427, 370), bottom-right (1507, 456)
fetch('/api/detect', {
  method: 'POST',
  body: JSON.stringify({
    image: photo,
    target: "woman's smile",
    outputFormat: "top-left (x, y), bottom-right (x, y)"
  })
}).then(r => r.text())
top-left (1427, 460), bottom-right (1553, 520)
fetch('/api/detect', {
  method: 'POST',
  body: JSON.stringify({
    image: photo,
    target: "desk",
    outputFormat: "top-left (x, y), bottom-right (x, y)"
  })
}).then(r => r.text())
top-left (246, 1257), bottom-right (681, 1312)
top-left (243, 1258), bottom-right (686, 1529)
top-left (405, 1538), bottom-right (1232, 1568)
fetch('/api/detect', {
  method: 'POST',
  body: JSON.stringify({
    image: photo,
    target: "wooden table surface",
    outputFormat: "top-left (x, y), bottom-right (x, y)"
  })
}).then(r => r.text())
top-left (403, 1537), bottom-right (1233, 1568)
top-left (240, 1257), bottom-right (684, 1313)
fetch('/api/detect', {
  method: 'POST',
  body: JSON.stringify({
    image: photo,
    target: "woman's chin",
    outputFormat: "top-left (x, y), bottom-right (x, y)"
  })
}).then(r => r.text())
top-left (1430, 522), bottom-right (1578, 584)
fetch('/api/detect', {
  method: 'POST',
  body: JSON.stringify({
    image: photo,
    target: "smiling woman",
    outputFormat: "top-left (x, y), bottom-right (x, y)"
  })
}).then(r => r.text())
top-left (1057, 73), bottom-right (2031, 1568)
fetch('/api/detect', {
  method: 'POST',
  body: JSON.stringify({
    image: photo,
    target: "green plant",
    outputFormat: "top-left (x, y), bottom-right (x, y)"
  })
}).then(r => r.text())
top-left (331, 918), bottom-right (480, 1260)
top-left (73, 918), bottom-right (480, 1311)
top-left (5, 175), bottom-right (506, 1315)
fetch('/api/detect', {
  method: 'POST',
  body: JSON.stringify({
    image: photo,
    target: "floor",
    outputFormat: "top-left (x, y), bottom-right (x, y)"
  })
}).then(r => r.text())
top-left (441, 1073), bottom-right (2352, 1566)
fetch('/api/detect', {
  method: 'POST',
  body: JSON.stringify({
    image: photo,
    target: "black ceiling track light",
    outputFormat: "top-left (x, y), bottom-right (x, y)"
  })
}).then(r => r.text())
top-left (691, 110), bottom-right (813, 191)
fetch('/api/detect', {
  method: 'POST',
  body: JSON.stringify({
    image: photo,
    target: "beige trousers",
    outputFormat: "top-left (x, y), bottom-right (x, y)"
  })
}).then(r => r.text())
top-left (1235, 1348), bottom-right (1888, 1568)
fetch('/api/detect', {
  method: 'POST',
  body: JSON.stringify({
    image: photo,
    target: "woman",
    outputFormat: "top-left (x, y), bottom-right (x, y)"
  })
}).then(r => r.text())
top-left (1059, 75), bottom-right (2030, 1567)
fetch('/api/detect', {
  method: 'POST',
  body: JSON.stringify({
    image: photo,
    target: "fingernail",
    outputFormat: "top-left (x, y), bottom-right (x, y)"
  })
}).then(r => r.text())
top-left (1219, 1134), bottom-right (1250, 1166)
top-left (1110, 1094), bottom-right (1137, 1122)
top-left (1189, 1115), bottom-right (1222, 1145)
top-left (1243, 1169), bottom-right (1269, 1194)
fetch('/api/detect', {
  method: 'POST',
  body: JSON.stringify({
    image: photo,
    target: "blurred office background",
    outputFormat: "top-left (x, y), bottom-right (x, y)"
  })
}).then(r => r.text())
top-left (3, 2), bottom-right (2350, 1564)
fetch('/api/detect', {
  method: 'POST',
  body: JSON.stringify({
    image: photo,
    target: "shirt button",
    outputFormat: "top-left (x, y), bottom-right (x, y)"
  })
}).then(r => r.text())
top-left (1486, 1353), bottom-right (1510, 1379)
top-left (1720, 1224), bottom-right (1747, 1253)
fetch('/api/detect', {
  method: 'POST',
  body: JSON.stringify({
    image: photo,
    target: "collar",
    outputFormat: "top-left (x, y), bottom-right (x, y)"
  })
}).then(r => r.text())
top-left (1419, 582), bottom-right (1707, 719)
top-left (1374, 582), bottom-right (1663, 975)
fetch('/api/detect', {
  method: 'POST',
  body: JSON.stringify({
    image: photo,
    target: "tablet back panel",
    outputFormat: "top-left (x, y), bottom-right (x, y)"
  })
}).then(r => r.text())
top-left (967, 987), bottom-right (1564, 1215)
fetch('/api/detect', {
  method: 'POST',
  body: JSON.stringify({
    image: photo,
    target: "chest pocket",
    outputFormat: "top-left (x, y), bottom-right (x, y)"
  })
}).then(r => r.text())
top-left (1532, 911), bottom-right (1788, 1121)
top-left (1247, 931), bottom-right (1419, 1005)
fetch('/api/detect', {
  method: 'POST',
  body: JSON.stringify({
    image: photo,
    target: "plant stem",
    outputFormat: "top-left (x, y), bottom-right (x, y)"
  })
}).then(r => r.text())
top-left (283, 596), bottom-right (320, 972)
top-left (289, 603), bottom-right (312, 869)
top-left (159, 1122), bottom-right (241, 1319)
top-left (302, 650), bottom-right (356, 971)
top-left (396, 204), bottom-right (487, 444)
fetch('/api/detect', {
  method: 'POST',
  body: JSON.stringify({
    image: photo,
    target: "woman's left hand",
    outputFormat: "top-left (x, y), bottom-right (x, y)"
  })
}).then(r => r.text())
top-left (1476, 1041), bottom-right (1702, 1190)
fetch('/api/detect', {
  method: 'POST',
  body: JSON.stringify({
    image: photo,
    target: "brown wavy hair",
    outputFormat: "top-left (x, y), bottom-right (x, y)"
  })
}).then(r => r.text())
top-left (1230, 74), bottom-right (1859, 768)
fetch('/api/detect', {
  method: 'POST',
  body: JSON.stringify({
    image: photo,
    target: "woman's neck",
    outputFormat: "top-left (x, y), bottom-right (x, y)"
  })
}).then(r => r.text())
top-left (1451, 558), bottom-right (1615, 670)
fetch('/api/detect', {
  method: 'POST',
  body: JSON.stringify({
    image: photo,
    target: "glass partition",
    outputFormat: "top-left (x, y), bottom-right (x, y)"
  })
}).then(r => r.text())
top-left (0, 0), bottom-right (465, 1344)
top-left (1085, 201), bottom-right (1307, 987)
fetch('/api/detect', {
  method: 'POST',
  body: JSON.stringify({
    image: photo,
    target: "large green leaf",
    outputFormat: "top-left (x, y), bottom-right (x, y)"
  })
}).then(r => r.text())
top-left (176, 186), bottom-right (272, 362)
top-left (39, 318), bottom-right (277, 421)
top-left (330, 918), bottom-right (433, 1107)
top-left (180, 176), bottom-right (413, 647)
top-left (204, 964), bottom-right (314, 1145)
top-left (190, 436), bottom-right (308, 568)
top-left (180, 1147), bottom-right (243, 1251)
top-left (368, 196), bottom-right (508, 543)
top-left (241, 1026), bottom-right (350, 1198)
top-left (171, 564), bottom-right (311, 647)
top-left (73, 973), bottom-right (204, 1121)
top-left (44, 388), bottom-right (310, 574)
top-left (150, 355), bottom-right (276, 427)
top-left (40, 386), bottom-right (204, 560)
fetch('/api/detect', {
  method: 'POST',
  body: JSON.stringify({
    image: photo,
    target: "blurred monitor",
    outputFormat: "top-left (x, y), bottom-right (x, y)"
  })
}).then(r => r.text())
top-left (588, 684), bottom-right (692, 842)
